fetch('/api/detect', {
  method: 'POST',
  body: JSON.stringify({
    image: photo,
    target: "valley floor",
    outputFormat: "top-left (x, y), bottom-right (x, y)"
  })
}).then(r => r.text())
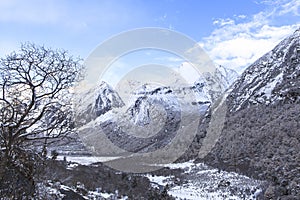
top-left (53, 155), bottom-right (266, 200)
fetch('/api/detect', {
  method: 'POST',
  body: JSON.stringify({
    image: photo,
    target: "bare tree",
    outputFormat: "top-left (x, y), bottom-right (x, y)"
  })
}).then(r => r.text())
top-left (0, 43), bottom-right (82, 196)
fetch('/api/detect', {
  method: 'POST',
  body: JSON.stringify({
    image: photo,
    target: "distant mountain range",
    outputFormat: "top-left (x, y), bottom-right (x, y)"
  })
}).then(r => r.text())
top-left (76, 64), bottom-right (238, 126)
top-left (73, 64), bottom-right (238, 156)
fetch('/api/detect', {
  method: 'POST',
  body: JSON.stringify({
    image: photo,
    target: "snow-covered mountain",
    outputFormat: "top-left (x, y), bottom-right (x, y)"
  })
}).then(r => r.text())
top-left (94, 81), bottom-right (125, 115)
top-left (195, 65), bottom-right (239, 103)
top-left (128, 65), bottom-right (238, 126)
top-left (227, 28), bottom-right (300, 112)
top-left (73, 64), bottom-right (239, 155)
top-left (75, 81), bottom-right (124, 126)
top-left (75, 64), bottom-right (238, 130)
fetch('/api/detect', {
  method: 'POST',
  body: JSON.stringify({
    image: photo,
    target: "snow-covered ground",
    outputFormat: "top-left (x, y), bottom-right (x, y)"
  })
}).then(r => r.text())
top-left (57, 155), bottom-right (120, 166)
top-left (36, 180), bottom-right (128, 200)
top-left (149, 161), bottom-right (265, 200)
top-left (57, 156), bottom-right (264, 200)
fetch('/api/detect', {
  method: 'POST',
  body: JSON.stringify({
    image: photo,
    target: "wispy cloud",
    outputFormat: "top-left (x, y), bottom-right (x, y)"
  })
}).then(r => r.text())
top-left (258, 0), bottom-right (300, 15)
top-left (0, 0), bottom-right (152, 59)
top-left (154, 56), bottom-right (183, 63)
top-left (278, 0), bottom-right (300, 15)
top-left (213, 18), bottom-right (235, 26)
top-left (0, 0), bottom-right (144, 32)
top-left (0, 0), bottom-right (64, 24)
top-left (200, 0), bottom-right (300, 73)
top-left (176, 62), bottom-right (201, 84)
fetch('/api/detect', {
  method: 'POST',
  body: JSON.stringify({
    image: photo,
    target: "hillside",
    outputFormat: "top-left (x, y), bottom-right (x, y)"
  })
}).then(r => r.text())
top-left (200, 28), bottom-right (300, 199)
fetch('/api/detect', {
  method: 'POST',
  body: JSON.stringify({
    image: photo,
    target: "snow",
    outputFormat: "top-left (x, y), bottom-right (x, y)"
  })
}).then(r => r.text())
top-left (36, 180), bottom-right (129, 200)
top-left (157, 160), bottom-right (196, 172)
top-left (86, 189), bottom-right (129, 200)
top-left (230, 28), bottom-right (300, 111)
top-left (128, 87), bottom-right (181, 125)
top-left (257, 72), bottom-right (283, 99)
top-left (60, 184), bottom-right (72, 191)
top-left (78, 109), bottom-right (115, 130)
top-left (52, 156), bottom-right (264, 199)
top-left (87, 191), bottom-right (115, 199)
top-left (169, 185), bottom-right (233, 200)
top-left (149, 160), bottom-right (264, 200)
top-left (66, 163), bottom-right (78, 169)
top-left (145, 174), bottom-right (174, 187)
top-left (76, 65), bottom-right (238, 145)
top-left (57, 155), bottom-right (120, 166)
top-left (75, 81), bottom-right (124, 126)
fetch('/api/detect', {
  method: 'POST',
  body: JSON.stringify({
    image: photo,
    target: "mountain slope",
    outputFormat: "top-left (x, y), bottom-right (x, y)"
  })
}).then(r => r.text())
top-left (227, 28), bottom-right (300, 112)
top-left (201, 28), bottom-right (300, 199)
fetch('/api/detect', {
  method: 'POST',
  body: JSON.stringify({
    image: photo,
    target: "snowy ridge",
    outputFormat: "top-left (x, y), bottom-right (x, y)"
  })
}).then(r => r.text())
top-left (128, 65), bottom-right (238, 126)
top-left (228, 28), bottom-right (300, 112)
top-left (75, 81), bottom-right (124, 126)
top-left (70, 64), bottom-right (239, 156)
top-left (194, 65), bottom-right (239, 103)
top-left (86, 65), bottom-right (237, 128)
top-left (75, 63), bottom-right (238, 129)
top-left (94, 81), bottom-right (125, 116)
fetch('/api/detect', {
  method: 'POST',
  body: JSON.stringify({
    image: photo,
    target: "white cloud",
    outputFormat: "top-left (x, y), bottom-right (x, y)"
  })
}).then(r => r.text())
top-left (200, 0), bottom-right (300, 73)
top-left (176, 62), bottom-right (200, 84)
top-left (212, 18), bottom-right (235, 26)
top-left (154, 56), bottom-right (183, 63)
top-left (237, 15), bottom-right (247, 19)
top-left (278, 0), bottom-right (300, 16)
top-left (0, 0), bottom-right (141, 32)
top-left (259, 0), bottom-right (300, 15)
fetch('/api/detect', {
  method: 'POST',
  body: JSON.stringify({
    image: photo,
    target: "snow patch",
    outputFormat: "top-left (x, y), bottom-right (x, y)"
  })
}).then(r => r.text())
top-left (258, 72), bottom-right (283, 99)
top-left (57, 155), bottom-right (120, 166)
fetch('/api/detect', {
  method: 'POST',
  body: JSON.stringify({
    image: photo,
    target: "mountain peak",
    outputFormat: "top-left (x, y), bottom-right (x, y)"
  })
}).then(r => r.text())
top-left (98, 81), bottom-right (111, 89)
top-left (294, 27), bottom-right (300, 34)
top-left (75, 81), bottom-right (124, 125)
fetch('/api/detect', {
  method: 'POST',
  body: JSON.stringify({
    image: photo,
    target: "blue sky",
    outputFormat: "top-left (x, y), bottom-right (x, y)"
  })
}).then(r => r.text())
top-left (0, 0), bottom-right (299, 73)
